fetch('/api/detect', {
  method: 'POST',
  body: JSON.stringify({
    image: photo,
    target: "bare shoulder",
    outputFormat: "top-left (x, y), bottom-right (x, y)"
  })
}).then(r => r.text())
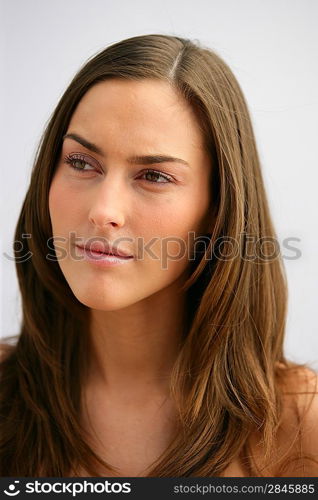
top-left (278, 364), bottom-right (318, 413)
top-left (247, 364), bottom-right (318, 477)
top-left (275, 364), bottom-right (318, 476)
top-left (284, 366), bottom-right (318, 447)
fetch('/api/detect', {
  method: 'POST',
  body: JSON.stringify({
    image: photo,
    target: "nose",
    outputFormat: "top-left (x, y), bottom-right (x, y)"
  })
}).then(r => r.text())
top-left (88, 174), bottom-right (127, 229)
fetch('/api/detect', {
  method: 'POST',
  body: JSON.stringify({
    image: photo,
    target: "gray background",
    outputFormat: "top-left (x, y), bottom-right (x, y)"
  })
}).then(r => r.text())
top-left (1, 0), bottom-right (317, 369)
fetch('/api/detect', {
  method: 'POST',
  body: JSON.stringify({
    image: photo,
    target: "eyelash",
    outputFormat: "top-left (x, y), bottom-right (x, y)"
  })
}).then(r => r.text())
top-left (63, 154), bottom-right (173, 185)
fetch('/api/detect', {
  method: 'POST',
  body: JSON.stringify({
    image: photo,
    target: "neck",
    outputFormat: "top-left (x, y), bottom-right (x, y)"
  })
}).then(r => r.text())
top-left (84, 282), bottom-right (188, 400)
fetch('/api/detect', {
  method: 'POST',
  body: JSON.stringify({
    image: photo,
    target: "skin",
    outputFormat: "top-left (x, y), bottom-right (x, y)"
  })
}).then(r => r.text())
top-left (48, 78), bottom-right (212, 474)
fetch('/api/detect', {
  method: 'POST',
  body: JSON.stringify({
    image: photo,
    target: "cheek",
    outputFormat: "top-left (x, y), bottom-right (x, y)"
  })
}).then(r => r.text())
top-left (49, 178), bottom-right (64, 225)
top-left (48, 178), bottom-right (81, 231)
top-left (139, 195), bottom-right (208, 270)
top-left (145, 190), bottom-right (209, 241)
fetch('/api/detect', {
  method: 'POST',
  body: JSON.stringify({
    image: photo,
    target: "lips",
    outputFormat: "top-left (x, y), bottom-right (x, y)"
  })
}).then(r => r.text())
top-left (76, 240), bottom-right (133, 258)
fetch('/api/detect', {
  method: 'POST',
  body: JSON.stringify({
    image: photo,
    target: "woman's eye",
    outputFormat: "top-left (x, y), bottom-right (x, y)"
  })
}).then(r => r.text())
top-left (139, 170), bottom-right (173, 184)
top-left (64, 154), bottom-right (96, 172)
top-left (64, 154), bottom-right (173, 185)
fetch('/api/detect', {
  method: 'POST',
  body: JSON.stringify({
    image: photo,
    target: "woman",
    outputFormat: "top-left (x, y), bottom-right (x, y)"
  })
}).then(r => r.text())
top-left (0, 33), bottom-right (317, 477)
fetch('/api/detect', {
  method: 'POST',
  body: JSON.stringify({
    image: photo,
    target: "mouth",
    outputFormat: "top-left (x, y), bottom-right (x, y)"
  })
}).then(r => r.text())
top-left (75, 245), bottom-right (133, 260)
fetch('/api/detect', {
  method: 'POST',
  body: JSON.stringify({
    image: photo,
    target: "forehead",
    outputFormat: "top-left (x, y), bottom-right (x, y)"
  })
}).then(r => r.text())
top-left (67, 79), bottom-right (207, 158)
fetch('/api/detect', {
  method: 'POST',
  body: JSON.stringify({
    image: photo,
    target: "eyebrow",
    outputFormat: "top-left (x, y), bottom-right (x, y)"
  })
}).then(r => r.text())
top-left (62, 132), bottom-right (190, 167)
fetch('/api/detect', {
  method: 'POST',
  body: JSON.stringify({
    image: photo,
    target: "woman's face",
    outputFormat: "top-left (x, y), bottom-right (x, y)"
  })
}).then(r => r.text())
top-left (49, 78), bottom-right (212, 311)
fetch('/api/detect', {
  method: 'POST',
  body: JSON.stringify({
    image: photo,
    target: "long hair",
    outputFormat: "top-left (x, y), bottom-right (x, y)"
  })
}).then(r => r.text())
top-left (0, 33), bottom-right (317, 477)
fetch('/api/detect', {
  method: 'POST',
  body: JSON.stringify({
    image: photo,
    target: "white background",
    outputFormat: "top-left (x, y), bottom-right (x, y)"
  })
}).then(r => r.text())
top-left (1, 0), bottom-right (317, 369)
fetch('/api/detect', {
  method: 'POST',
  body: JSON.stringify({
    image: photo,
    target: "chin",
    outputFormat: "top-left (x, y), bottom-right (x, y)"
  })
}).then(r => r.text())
top-left (69, 286), bottom-right (140, 312)
top-left (73, 293), bottom-right (130, 311)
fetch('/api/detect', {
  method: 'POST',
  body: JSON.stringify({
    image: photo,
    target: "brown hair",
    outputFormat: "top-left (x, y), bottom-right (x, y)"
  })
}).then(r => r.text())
top-left (1, 33), bottom-right (317, 477)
